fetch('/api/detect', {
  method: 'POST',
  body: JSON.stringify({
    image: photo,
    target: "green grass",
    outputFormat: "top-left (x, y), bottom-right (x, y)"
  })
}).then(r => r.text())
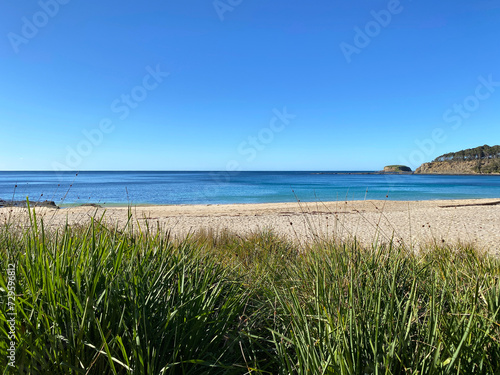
top-left (0, 208), bottom-right (499, 374)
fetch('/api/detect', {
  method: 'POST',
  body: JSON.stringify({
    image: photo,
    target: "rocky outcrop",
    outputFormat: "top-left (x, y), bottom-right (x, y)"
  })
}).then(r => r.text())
top-left (0, 199), bottom-right (59, 208)
top-left (415, 160), bottom-right (500, 174)
top-left (416, 145), bottom-right (500, 174)
top-left (384, 165), bottom-right (412, 173)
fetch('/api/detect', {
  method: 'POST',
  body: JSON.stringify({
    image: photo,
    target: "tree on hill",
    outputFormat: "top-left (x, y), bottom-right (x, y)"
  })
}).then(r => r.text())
top-left (433, 145), bottom-right (500, 162)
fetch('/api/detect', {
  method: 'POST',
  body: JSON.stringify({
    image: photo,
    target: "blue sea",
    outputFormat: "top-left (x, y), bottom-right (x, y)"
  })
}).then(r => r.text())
top-left (1, 171), bottom-right (500, 206)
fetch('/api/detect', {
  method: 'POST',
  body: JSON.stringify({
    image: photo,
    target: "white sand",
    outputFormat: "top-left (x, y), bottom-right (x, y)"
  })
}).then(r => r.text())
top-left (2, 199), bottom-right (500, 254)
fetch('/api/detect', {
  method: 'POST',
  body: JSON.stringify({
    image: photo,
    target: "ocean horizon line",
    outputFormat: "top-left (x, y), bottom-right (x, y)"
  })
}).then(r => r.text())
top-left (0, 170), bottom-right (378, 173)
top-left (2, 171), bottom-right (500, 206)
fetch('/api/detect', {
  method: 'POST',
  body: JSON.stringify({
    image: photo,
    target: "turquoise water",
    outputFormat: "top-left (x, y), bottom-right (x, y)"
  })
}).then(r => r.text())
top-left (1, 171), bottom-right (500, 206)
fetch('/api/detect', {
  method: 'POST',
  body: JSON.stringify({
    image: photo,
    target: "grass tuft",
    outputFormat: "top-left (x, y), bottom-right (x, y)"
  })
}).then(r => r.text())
top-left (0, 212), bottom-right (499, 374)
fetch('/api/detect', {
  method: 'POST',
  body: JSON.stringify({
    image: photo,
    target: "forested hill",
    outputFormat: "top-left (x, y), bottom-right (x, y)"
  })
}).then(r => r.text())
top-left (433, 145), bottom-right (500, 162)
top-left (415, 145), bottom-right (500, 174)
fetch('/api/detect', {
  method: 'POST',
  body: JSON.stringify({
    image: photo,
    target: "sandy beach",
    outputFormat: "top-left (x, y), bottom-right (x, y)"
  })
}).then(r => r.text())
top-left (2, 198), bottom-right (500, 255)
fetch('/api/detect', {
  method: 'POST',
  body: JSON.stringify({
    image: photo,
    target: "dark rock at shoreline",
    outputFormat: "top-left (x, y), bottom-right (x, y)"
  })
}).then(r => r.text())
top-left (0, 199), bottom-right (59, 209)
top-left (80, 203), bottom-right (102, 208)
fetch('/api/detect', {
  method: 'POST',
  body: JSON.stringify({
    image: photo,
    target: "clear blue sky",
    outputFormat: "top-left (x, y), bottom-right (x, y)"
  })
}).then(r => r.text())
top-left (1, 0), bottom-right (499, 171)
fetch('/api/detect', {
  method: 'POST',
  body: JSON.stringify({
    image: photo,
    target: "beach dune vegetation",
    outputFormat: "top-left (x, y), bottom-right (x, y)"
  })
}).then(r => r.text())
top-left (0, 207), bottom-right (499, 374)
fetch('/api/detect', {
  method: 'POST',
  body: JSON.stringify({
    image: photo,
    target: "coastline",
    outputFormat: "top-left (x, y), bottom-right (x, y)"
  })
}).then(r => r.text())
top-left (2, 198), bottom-right (500, 255)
